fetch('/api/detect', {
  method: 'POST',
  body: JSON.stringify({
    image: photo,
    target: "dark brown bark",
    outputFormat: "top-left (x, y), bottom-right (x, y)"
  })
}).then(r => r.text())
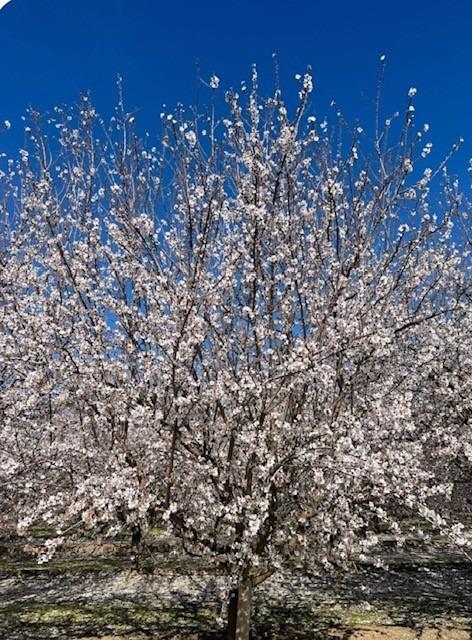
top-left (227, 587), bottom-right (238, 640)
top-left (227, 578), bottom-right (253, 640)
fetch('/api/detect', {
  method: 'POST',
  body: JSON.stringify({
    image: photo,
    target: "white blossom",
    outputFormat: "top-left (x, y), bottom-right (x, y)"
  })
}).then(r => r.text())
top-left (210, 74), bottom-right (220, 89)
top-left (185, 130), bottom-right (197, 146)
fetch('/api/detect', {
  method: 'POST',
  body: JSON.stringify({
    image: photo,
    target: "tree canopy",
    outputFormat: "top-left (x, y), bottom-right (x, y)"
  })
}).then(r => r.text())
top-left (1, 70), bottom-right (471, 639)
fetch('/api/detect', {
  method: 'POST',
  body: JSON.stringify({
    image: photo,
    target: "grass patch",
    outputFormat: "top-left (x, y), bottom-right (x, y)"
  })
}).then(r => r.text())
top-left (0, 557), bottom-right (129, 574)
top-left (0, 601), bottom-right (222, 638)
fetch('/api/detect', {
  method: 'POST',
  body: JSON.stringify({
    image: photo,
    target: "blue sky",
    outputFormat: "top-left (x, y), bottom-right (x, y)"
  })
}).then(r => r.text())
top-left (0, 0), bottom-right (471, 179)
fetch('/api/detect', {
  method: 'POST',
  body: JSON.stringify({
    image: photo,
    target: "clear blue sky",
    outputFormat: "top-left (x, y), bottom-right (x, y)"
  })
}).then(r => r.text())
top-left (1, 0), bottom-right (471, 178)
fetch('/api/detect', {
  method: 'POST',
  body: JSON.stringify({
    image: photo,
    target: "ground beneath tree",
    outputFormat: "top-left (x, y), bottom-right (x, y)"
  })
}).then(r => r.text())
top-left (0, 533), bottom-right (471, 639)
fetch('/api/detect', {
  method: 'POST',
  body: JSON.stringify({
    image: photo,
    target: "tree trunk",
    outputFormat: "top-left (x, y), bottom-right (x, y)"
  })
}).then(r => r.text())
top-left (227, 587), bottom-right (238, 640)
top-left (227, 578), bottom-right (253, 640)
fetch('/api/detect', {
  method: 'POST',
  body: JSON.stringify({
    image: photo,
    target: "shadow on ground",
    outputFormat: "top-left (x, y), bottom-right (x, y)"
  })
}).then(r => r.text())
top-left (1, 533), bottom-right (471, 639)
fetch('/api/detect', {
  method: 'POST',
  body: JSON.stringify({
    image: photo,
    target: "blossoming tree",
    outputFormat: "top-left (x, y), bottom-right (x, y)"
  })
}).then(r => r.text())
top-left (1, 69), bottom-right (471, 639)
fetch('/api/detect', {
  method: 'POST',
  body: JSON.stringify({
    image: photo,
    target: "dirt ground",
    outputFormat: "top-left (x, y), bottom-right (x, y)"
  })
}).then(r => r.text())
top-left (1, 533), bottom-right (471, 639)
top-left (72, 631), bottom-right (472, 640)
